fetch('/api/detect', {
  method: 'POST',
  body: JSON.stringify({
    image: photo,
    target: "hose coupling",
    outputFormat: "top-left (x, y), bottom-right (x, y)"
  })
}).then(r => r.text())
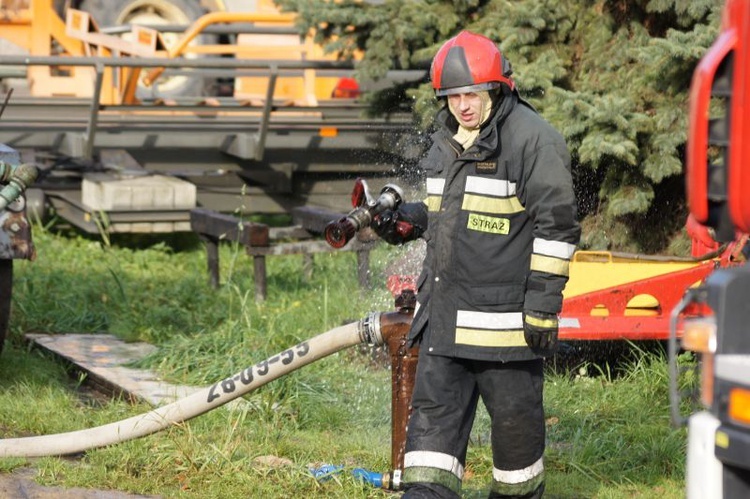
top-left (359, 312), bottom-right (383, 346)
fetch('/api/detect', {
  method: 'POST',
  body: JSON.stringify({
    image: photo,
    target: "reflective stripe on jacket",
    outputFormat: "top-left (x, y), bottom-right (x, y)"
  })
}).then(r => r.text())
top-left (410, 91), bottom-right (580, 361)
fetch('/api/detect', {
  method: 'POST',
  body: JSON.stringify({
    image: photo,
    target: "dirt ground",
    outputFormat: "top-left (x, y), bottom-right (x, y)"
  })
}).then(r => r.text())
top-left (0, 467), bottom-right (159, 499)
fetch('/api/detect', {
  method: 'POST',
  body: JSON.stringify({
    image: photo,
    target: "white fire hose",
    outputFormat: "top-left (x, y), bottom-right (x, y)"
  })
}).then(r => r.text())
top-left (0, 313), bottom-right (391, 458)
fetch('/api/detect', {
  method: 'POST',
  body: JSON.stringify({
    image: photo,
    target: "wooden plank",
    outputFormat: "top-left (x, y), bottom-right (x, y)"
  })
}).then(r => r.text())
top-left (253, 255), bottom-right (266, 302)
top-left (198, 233), bottom-right (220, 289)
top-left (25, 333), bottom-right (200, 406)
top-left (189, 208), bottom-right (269, 246)
top-left (269, 225), bottom-right (312, 240)
top-left (291, 205), bottom-right (345, 234)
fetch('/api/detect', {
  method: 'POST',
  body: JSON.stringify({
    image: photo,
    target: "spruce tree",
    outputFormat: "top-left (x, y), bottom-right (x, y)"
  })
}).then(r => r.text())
top-left (276, 0), bottom-right (723, 253)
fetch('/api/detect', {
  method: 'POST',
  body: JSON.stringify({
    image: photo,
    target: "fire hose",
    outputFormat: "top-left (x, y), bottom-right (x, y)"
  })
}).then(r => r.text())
top-left (0, 311), bottom-right (411, 460)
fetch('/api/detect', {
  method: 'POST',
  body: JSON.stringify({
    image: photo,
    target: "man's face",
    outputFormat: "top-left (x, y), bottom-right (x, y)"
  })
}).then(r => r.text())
top-left (447, 92), bottom-right (485, 128)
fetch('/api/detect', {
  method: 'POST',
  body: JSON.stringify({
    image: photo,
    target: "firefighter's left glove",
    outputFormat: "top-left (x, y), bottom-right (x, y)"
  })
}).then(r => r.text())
top-left (371, 203), bottom-right (427, 246)
top-left (523, 310), bottom-right (559, 355)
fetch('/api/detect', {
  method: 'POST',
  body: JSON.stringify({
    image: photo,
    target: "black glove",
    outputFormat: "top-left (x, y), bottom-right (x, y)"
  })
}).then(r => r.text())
top-left (523, 310), bottom-right (559, 354)
top-left (371, 203), bottom-right (427, 245)
top-left (372, 210), bottom-right (412, 245)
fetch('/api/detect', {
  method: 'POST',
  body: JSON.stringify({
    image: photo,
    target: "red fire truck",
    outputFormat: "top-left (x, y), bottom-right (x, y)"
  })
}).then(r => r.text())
top-left (670, 0), bottom-right (750, 497)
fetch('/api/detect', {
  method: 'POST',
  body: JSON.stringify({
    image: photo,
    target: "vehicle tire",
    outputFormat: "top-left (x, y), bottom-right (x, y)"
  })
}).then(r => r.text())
top-left (0, 260), bottom-right (11, 356)
top-left (75, 0), bottom-right (213, 99)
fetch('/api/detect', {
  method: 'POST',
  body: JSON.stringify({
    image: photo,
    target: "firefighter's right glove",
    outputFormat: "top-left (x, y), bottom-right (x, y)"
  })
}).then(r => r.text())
top-left (523, 310), bottom-right (559, 355)
top-left (371, 203), bottom-right (427, 245)
top-left (371, 210), bottom-right (411, 245)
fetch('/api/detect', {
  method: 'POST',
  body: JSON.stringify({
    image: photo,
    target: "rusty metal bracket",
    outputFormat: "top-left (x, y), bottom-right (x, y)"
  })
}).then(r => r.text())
top-left (0, 146), bottom-right (36, 261)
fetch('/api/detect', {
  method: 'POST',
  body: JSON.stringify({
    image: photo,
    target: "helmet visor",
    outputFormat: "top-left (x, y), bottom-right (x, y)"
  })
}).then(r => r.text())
top-left (435, 81), bottom-right (502, 97)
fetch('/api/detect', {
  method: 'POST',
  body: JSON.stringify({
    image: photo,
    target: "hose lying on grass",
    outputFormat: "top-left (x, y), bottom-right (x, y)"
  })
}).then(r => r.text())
top-left (0, 311), bottom-right (410, 458)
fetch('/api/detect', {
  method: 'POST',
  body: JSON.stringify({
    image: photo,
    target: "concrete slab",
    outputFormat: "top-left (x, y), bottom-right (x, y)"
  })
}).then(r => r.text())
top-left (25, 333), bottom-right (200, 407)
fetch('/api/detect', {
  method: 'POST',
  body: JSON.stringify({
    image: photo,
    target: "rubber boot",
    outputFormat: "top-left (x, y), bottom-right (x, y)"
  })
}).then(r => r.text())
top-left (402, 482), bottom-right (460, 499)
top-left (487, 483), bottom-right (544, 499)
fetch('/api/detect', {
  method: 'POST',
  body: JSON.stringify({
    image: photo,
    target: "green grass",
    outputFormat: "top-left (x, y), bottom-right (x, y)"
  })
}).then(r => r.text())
top-left (0, 226), bottom-right (692, 497)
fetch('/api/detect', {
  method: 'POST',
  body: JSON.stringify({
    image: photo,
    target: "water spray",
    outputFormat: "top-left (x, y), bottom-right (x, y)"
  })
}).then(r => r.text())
top-left (324, 178), bottom-right (404, 248)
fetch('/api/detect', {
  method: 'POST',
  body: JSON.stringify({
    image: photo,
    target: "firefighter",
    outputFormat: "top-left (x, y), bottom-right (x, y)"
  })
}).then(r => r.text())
top-left (372, 31), bottom-right (581, 498)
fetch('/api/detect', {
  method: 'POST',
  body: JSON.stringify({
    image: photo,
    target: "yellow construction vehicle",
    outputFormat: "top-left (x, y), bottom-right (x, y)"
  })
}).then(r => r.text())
top-left (0, 0), bottom-right (374, 102)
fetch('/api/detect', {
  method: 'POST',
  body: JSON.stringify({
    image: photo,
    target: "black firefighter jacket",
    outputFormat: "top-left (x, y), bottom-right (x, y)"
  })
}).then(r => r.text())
top-left (408, 91), bottom-right (581, 362)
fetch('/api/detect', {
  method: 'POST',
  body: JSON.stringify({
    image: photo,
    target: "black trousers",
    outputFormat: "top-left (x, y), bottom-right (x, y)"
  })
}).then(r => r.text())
top-left (402, 351), bottom-right (545, 498)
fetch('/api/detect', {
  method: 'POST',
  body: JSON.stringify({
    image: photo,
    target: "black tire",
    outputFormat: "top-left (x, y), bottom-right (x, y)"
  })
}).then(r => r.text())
top-left (75, 0), bottom-right (212, 99)
top-left (0, 260), bottom-right (12, 356)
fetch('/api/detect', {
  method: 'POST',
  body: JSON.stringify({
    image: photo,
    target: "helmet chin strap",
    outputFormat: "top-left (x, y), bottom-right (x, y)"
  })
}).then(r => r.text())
top-left (449, 90), bottom-right (493, 149)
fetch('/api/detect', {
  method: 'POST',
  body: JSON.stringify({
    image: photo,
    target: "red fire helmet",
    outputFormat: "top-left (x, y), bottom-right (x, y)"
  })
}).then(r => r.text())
top-left (430, 30), bottom-right (515, 96)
